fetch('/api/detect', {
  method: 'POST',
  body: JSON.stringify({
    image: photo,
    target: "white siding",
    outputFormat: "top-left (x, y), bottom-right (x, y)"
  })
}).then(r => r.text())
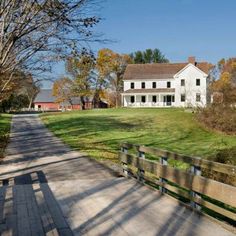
top-left (122, 64), bottom-right (208, 108)
top-left (174, 65), bottom-right (207, 107)
top-left (124, 79), bottom-right (175, 91)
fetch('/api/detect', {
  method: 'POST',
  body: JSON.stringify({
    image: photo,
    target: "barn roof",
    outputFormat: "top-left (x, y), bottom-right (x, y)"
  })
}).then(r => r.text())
top-left (123, 62), bottom-right (211, 81)
top-left (34, 89), bottom-right (93, 104)
top-left (34, 89), bottom-right (55, 103)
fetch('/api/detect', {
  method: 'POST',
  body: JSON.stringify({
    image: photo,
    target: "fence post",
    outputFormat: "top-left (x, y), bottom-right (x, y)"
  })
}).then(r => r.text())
top-left (190, 165), bottom-right (202, 210)
top-left (137, 150), bottom-right (145, 183)
top-left (121, 146), bottom-right (128, 177)
top-left (160, 157), bottom-right (168, 193)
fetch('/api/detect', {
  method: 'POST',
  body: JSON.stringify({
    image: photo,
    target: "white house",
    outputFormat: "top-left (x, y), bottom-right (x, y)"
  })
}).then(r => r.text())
top-left (121, 57), bottom-right (211, 108)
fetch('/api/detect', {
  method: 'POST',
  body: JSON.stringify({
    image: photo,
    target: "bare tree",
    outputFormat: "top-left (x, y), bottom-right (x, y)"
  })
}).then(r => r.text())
top-left (20, 75), bottom-right (40, 109)
top-left (0, 0), bottom-right (102, 100)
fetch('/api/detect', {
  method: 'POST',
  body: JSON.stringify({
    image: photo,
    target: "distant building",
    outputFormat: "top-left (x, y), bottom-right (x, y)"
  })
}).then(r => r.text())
top-left (121, 57), bottom-right (211, 108)
top-left (34, 89), bottom-right (93, 111)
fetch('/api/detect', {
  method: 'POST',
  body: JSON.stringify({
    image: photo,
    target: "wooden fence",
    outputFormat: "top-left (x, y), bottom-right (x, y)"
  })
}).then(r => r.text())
top-left (119, 142), bottom-right (236, 222)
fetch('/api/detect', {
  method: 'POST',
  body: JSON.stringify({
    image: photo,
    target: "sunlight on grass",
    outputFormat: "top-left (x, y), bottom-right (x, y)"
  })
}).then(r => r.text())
top-left (41, 108), bottom-right (236, 162)
top-left (0, 114), bottom-right (12, 158)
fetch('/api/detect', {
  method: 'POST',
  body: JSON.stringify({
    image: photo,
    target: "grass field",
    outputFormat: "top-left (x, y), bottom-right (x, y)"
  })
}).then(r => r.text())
top-left (41, 108), bottom-right (236, 163)
top-left (0, 114), bottom-right (12, 158)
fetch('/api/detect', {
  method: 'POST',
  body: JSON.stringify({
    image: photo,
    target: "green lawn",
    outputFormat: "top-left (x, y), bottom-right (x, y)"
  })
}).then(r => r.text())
top-left (0, 114), bottom-right (12, 158)
top-left (41, 108), bottom-right (236, 162)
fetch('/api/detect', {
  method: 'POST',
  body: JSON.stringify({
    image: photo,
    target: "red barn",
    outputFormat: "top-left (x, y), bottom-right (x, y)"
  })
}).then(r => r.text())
top-left (34, 89), bottom-right (93, 111)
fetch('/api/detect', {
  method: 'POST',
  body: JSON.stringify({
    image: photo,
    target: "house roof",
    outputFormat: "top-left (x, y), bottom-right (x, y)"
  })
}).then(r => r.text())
top-left (34, 89), bottom-right (93, 104)
top-left (122, 88), bottom-right (175, 94)
top-left (123, 62), bottom-right (211, 81)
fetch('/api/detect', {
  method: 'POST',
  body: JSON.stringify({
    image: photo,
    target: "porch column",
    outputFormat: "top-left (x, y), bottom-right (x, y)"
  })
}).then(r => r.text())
top-left (135, 95), bottom-right (137, 107)
top-left (149, 94), bottom-right (152, 107)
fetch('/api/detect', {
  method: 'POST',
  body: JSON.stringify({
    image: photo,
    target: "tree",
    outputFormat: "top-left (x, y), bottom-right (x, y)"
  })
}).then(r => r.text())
top-left (198, 58), bottom-right (236, 134)
top-left (52, 77), bottom-right (75, 109)
top-left (211, 58), bottom-right (236, 105)
top-left (0, 70), bottom-right (27, 102)
top-left (97, 48), bottom-right (132, 107)
top-left (0, 94), bottom-right (29, 112)
top-left (0, 0), bottom-right (101, 101)
top-left (66, 50), bottom-right (96, 110)
top-left (152, 49), bottom-right (169, 63)
top-left (20, 75), bottom-right (40, 109)
top-left (130, 48), bottom-right (169, 64)
top-left (130, 51), bottom-right (144, 64)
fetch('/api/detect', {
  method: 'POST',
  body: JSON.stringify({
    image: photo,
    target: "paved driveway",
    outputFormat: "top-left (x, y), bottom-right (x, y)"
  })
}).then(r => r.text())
top-left (0, 114), bottom-right (234, 236)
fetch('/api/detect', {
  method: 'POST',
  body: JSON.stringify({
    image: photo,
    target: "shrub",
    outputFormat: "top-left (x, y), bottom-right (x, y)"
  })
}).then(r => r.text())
top-left (202, 147), bottom-right (236, 186)
top-left (197, 105), bottom-right (236, 134)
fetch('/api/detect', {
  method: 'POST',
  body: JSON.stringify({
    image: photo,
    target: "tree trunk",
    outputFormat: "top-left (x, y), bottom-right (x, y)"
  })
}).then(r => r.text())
top-left (93, 90), bottom-right (100, 108)
top-left (80, 96), bottom-right (86, 110)
top-left (115, 90), bottom-right (121, 108)
top-left (116, 95), bottom-right (118, 108)
top-left (28, 97), bottom-right (33, 109)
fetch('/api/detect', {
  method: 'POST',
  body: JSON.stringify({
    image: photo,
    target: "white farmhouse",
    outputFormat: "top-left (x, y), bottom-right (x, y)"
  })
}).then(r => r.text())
top-left (121, 57), bottom-right (211, 108)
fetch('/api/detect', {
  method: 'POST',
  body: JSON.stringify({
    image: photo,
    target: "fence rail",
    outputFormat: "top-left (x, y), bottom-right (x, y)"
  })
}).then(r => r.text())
top-left (119, 142), bottom-right (236, 222)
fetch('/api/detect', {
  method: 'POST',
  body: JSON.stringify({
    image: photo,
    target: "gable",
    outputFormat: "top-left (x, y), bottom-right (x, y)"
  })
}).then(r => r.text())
top-left (174, 63), bottom-right (208, 78)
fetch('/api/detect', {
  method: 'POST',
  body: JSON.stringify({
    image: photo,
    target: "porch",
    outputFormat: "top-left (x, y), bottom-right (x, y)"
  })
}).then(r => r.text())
top-left (122, 94), bottom-right (175, 107)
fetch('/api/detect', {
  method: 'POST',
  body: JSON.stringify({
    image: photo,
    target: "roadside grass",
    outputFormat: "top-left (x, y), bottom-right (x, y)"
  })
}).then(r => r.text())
top-left (0, 114), bottom-right (12, 158)
top-left (41, 108), bottom-right (236, 163)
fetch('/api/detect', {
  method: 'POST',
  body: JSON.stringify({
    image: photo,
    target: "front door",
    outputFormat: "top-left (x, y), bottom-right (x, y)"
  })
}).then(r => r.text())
top-left (166, 95), bottom-right (172, 106)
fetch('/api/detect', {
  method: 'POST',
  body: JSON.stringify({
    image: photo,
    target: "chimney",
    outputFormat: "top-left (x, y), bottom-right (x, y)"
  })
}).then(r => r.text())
top-left (188, 56), bottom-right (196, 65)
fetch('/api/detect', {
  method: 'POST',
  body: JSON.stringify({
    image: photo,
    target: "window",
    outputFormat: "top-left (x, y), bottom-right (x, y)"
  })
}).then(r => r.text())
top-left (172, 96), bottom-right (175, 102)
top-left (196, 79), bottom-right (200, 86)
top-left (181, 94), bottom-right (186, 102)
top-left (141, 96), bottom-right (146, 103)
top-left (196, 93), bottom-right (201, 102)
top-left (130, 96), bottom-right (135, 103)
top-left (181, 79), bottom-right (185, 86)
top-left (141, 82), bottom-right (145, 89)
top-left (152, 82), bottom-right (156, 88)
top-left (152, 96), bottom-right (157, 103)
top-left (130, 82), bottom-right (134, 89)
top-left (167, 81), bottom-right (171, 88)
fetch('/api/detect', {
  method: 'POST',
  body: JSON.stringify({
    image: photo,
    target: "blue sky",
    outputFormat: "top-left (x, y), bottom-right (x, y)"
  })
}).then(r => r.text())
top-left (45, 0), bottom-right (236, 87)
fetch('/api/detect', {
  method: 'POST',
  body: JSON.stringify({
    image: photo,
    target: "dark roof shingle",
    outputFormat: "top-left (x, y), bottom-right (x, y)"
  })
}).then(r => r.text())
top-left (34, 89), bottom-right (93, 104)
top-left (34, 89), bottom-right (55, 103)
top-left (123, 62), bottom-right (210, 81)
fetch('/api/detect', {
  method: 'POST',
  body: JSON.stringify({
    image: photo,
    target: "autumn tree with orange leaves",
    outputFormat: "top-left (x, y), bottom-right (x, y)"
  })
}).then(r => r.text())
top-left (198, 58), bottom-right (236, 134)
top-left (52, 77), bottom-right (75, 109)
top-left (96, 49), bottom-right (132, 107)
top-left (211, 58), bottom-right (236, 105)
top-left (66, 51), bottom-right (96, 110)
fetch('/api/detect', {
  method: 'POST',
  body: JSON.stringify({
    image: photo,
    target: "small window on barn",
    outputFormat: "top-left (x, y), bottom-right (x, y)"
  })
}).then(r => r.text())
top-left (196, 93), bottom-right (201, 102)
top-left (167, 81), bottom-right (171, 88)
top-left (130, 96), bottom-right (135, 103)
top-left (152, 82), bottom-right (156, 88)
top-left (196, 79), bottom-right (200, 86)
top-left (152, 96), bottom-right (157, 103)
top-left (141, 96), bottom-right (146, 103)
top-left (130, 82), bottom-right (134, 89)
top-left (181, 79), bottom-right (185, 86)
top-left (141, 82), bottom-right (145, 89)
top-left (181, 94), bottom-right (186, 102)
